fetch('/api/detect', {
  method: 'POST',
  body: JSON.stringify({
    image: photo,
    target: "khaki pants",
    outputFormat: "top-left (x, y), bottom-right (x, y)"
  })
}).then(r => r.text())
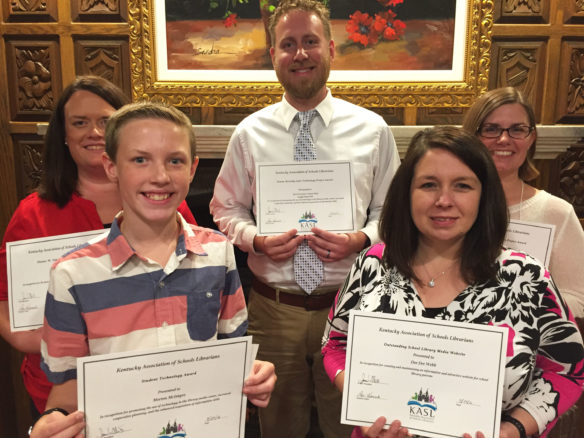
top-left (247, 288), bottom-right (353, 438)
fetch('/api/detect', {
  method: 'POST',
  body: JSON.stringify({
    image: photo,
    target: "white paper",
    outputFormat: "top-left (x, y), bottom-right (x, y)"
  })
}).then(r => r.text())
top-left (7, 230), bottom-right (105, 331)
top-left (342, 311), bottom-right (508, 438)
top-left (78, 337), bottom-right (255, 438)
top-left (504, 219), bottom-right (555, 266)
top-left (255, 161), bottom-right (356, 235)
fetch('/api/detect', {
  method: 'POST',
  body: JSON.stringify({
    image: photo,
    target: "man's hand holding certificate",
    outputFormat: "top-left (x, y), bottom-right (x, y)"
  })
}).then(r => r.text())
top-left (255, 161), bottom-right (356, 235)
top-left (342, 311), bottom-right (508, 438)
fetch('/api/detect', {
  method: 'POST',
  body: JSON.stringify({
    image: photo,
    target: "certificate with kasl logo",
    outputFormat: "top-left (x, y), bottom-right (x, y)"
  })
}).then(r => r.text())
top-left (342, 311), bottom-right (508, 438)
top-left (255, 160), bottom-right (356, 235)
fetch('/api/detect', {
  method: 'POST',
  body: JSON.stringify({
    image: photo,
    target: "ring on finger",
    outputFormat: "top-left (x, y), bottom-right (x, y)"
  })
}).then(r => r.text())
top-left (326, 249), bottom-right (331, 258)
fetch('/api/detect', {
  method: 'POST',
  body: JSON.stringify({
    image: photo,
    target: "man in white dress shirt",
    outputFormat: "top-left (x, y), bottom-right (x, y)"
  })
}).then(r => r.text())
top-left (210, 1), bottom-right (400, 436)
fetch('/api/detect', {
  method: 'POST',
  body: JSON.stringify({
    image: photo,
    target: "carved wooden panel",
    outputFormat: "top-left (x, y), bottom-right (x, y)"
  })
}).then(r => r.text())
top-left (494, 0), bottom-right (547, 23)
top-left (558, 144), bottom-right (584, 217)
top-left (4, 39), bottom-right (62, 121)
top-left (3, 0), bottom-right (57, 22)
top-left (565, 0), bottom-right (584, 23)
top-left (71, 0), bottom-right (127, 22)
top-left (179, 107), bottom-right (203, 125)
top-left (214, 107), bottom-right (262, 125)
top-left (489, 40), bottom-right (546, 121)
top-left (74, 39), bottom-right (131, 96)
top-left (370, 107), bottom-right (404, 126)
top-left (12, 135), bottom-right (44, 199)
top-left (416, 107), bottom-right (465, 125)
top-left (556, 40), bottom-right (584, 123)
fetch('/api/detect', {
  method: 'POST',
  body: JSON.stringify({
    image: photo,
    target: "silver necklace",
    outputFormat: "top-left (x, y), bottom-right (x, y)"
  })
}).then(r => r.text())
top-left (421, 261), bottom-right (457, 288)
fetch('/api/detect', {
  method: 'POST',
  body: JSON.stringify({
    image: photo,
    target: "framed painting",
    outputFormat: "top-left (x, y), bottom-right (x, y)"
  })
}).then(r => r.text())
top-left (129, 0), bottom-right (493, 107)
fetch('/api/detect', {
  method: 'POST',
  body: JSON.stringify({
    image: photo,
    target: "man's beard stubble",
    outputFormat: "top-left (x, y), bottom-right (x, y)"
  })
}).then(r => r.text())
top-left (275, 57), bottom-right (331, 101)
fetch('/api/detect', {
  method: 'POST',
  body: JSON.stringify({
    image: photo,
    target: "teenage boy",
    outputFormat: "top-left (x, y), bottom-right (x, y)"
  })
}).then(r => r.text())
top-left (30, 102), bottom-right (276, 438)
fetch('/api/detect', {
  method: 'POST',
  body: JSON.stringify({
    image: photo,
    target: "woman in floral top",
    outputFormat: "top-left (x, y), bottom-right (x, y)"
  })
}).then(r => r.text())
top-left (321, 126), bottom-right (584, 438)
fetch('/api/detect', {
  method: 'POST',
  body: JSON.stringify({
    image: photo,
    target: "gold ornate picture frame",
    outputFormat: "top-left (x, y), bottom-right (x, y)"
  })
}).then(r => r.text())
top-left (129, 0), bottom-right (492, 108)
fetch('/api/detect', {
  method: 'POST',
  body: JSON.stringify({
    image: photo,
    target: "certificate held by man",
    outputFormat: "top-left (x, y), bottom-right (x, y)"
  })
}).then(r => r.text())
top-left (342, 311), bottom-right (508, 438)
top-left (255, 160), bottom-right (356, 235)
top-left (77, 337), bottom-right (254, 438)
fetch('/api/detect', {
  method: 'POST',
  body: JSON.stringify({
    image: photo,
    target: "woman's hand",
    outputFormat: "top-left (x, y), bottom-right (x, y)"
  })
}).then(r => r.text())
top-left (462, 432), bottom-right (485, 438)
top-left (361, 417), bottom-right (410, 438)
top-left (242, 360), bottom-right (277, 408)
top-left (30, 410), bottom-right (84, 438)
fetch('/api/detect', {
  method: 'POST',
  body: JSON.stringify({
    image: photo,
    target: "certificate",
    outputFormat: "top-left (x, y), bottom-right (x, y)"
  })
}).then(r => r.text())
top-left (343, 311), bottom-right (508, 438)
top-left (6, 230), bottom-right (105, 331)
top-left (504, 219), bottom-right (555, 266)
top-left (255, 161), bottom-right (356, 235)
top-left (78, 337), bottom-right (254, 438)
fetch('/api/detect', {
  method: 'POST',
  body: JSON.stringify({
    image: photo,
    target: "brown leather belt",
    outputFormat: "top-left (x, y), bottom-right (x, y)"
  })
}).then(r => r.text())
top-left (251, 277), bottom-right (337, 311)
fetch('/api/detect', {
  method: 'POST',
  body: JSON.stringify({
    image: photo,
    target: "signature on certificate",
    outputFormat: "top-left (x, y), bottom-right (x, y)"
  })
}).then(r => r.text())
top-left (357, 373), bottom-right (382, 385)
top-left (99, 425), bottom-right (128, 437)
top-left (17, 304), bottom-right (40, 313)
top-left (265, 207), bottom-right (282, 216)
top-left (204, 415), bottom-right (223, 424)
top-left (356, 391), bottom-right (383, 401)
top-left (455, 398), bottom-right (480, 407)
top-left (18, 291), bottom-right (40, 301)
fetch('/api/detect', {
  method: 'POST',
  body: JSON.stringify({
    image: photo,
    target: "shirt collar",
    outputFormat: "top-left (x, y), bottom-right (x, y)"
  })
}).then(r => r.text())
top-left (277, 88), bottom-right (333, 130)
top-left (107, 211), bottom-right (207, 270)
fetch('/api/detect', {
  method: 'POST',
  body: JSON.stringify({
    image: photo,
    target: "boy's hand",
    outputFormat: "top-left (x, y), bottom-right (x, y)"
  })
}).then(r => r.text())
top-left (253, 229), bottom-right (303, 262)
top-left (30, 410), bottom-right (85, 438)
top-left (243, 360), bottom-right (277, 407)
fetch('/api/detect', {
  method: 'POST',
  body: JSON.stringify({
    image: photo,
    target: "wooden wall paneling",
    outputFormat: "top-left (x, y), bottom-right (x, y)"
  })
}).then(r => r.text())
top-left (12, 134), bottom-right (44, 200)
top-left (74, 37), bottom-right (131, 97)
top-left (494, 0), bottom-right (548, 23)
top-left (416, 107), bottom-right (466, 125)
top-left (2, 0), bottom-right (57, 22)
top-left (558, 142), bottom-right (584, 216)
top-left (556, 39), bottom-right (584, 123)
top-left (71, 0), bottom-right (127, 22)
top-left (488, 39), bottom-right (546, 121)
top-left (214, 107), bottom-right (263, 125)
top-left (4, 38), bottom-right (62, 121)
top-left (565, 0), bottom-right (584, 24)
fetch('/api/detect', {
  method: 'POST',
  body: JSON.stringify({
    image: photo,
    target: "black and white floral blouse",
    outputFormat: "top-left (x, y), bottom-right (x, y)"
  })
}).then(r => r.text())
top-left (322, 243), bottom-right (584, 437)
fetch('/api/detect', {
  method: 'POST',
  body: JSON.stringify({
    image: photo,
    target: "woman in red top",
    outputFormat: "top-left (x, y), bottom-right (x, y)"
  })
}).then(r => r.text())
top-left (0, 76), bottom-right (196, 418)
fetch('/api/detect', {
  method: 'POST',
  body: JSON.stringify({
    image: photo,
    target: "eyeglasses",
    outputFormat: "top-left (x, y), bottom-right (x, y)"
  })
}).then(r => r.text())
top-left (478, 124), bottom-right (534, 139)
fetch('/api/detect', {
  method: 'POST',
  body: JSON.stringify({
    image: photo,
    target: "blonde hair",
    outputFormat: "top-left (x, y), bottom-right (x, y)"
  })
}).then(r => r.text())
top-left (269, 0), bottom-right (331, 45)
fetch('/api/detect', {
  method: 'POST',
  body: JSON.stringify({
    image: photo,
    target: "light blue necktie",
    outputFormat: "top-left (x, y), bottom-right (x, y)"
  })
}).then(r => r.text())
top-left (293, 110), bottom-right (323, 294)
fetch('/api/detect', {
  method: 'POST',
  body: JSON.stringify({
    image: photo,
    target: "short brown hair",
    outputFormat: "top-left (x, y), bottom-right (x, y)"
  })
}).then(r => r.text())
top-left (105, 102), bottom-right (196, 162)
top-left (379, 126), bottom-right (508, 285)
top-left (462, 87), bottom-right (539, 181)
top-left (268, 0), bottom-right (331, 45)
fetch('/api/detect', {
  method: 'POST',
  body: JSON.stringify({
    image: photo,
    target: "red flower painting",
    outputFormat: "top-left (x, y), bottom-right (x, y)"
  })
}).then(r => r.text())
top-left (346, 0), bottom-right (407, 47)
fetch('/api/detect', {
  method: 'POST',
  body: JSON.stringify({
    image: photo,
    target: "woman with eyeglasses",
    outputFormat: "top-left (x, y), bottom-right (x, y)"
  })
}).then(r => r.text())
top-left (463, 87), bottom-right (584, 319)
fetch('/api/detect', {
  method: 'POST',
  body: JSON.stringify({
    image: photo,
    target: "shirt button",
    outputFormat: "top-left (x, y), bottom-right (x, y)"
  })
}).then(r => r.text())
top-left (160, 281), bottom-right (165, 287)
top-left (206, 291), bottom-right (213, 298)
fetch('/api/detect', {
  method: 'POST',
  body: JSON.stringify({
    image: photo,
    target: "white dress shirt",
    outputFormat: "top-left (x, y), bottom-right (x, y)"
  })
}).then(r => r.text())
top-left (210, 90), bottom-right (400, 289)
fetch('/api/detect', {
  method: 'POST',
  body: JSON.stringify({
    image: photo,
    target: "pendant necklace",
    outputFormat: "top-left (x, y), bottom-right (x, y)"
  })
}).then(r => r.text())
top-left (421, 261), bottom-right (457, 288)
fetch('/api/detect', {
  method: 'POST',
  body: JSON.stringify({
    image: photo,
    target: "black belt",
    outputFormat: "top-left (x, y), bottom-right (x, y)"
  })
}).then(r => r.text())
top-left (251, 278), bottom-right (337, 311)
